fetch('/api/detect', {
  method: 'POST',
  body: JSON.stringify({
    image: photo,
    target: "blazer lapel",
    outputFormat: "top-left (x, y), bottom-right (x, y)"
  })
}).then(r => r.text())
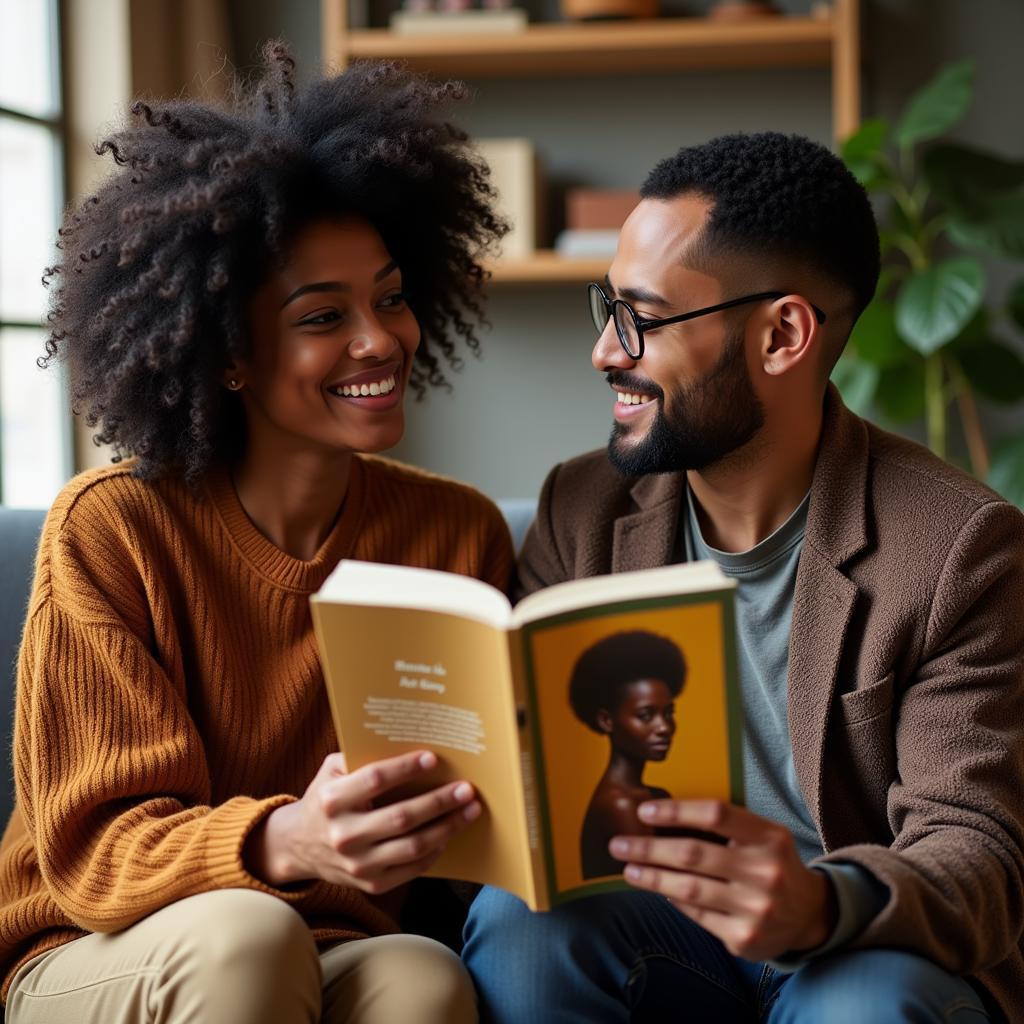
top-left (611, 471), bottom-right (685, 574)
top-left (788, 549), bottom-right (858, 839)
top-left (788, 386), bottom-right (870, 839)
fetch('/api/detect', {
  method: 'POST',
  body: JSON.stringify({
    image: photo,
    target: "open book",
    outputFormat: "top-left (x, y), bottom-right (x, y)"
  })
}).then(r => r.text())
top-left (311, 560), bottom-right (742, 910)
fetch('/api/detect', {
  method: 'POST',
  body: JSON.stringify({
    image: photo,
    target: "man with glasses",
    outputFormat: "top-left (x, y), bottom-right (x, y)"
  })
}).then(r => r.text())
top-left (462, 132), bottom-right (1024, 1022)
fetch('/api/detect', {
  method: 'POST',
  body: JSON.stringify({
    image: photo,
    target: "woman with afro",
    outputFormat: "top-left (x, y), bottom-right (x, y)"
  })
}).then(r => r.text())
top-left (0, 43), bottom-right (512, 1024)
top-left (569, 631), bottom-right (685, 880)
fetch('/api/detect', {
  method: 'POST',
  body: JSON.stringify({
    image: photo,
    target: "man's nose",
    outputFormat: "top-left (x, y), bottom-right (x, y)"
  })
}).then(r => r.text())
top-left (591, 319), bottom-right (637, 373)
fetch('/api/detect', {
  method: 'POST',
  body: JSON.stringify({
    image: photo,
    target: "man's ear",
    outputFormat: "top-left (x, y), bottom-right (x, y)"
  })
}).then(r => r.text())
top-left (595, 708), bottom-right (613, 735)
top-left (761, 296), bottom-right (820, 377)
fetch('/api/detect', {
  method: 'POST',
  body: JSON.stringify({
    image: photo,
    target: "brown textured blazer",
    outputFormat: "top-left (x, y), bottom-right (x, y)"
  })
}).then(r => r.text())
top-left (516, 387), bottom-right (1024, 1021)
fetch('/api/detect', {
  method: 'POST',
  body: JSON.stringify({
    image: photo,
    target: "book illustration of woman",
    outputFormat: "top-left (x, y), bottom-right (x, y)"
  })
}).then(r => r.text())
top-left (569, 631), bottom-right (686, 880)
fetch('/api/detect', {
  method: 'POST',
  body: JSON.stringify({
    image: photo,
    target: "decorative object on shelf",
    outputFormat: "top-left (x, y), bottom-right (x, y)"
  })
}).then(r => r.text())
top-left (566, 188), bottom-right (639, 231)
top-left (707, 1), bottom-right (781, 20)
top-left (834, 57), bottom-right (1024, 507)
top-left (474, 138), bottom-right (545, 260)
top-left (556, 188), bottom-right (640, 259)
top-left (390, 0), bottom-right (528, 34)
top-left (559, 0), bottom-right (658, 23)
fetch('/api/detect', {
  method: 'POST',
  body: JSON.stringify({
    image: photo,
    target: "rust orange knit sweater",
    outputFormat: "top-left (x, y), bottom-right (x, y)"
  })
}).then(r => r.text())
top-left (0, 455), bottom-right (513, 999)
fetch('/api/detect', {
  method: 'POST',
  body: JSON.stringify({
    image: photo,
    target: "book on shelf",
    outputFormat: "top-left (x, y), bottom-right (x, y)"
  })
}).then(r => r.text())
top-left (311, 559), bottom-right (743, 911)
top-left (389, 8), bottom-right (528, 35)
top-left (554, 228), bottom-right (621, 259)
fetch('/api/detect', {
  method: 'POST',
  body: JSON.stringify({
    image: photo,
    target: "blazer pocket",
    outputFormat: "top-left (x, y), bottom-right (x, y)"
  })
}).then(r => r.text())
top-left (839, 672), bottom-right (895, 726)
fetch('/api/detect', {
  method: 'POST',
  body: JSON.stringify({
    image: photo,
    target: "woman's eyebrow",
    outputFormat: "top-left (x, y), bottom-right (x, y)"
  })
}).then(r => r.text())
top-left (280, 260), bottom-right (400, 309)
top-left (281, 281), bottom-right (346, 309)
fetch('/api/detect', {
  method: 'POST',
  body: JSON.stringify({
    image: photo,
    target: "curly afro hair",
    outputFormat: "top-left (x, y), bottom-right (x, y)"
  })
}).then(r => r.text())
top-left (42, 42), bottom-right (507, 484)
top-left (569, 631), bottom-right (686, 733)
top-left (642, 132), bottom-right (879, 329)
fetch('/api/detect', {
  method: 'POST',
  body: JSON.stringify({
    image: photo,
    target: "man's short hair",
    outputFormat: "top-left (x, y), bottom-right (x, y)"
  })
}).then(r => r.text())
top-left (569, 631), bottom-right (686, 733)
top-left (641, 132), bottom-right (880, 324)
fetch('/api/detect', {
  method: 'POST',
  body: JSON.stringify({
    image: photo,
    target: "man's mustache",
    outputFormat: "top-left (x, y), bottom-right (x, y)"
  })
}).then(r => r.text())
top-left (605, 371), bottom-right (664, 400)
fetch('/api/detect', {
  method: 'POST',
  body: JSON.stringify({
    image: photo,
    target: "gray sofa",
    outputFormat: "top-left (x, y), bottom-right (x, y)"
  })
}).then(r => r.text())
top-left (0, 508), bottom-right (45, 828)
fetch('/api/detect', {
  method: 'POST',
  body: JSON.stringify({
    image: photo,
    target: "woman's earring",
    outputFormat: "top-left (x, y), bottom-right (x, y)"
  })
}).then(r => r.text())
top-left (227, 378), bottom-right (243, 391)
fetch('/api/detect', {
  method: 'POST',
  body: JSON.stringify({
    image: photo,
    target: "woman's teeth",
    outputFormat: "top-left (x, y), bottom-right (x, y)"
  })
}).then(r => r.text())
top-left (338, 374), bottom-right (397, 398)
top-left (617, 392), bottom-right (653, 406)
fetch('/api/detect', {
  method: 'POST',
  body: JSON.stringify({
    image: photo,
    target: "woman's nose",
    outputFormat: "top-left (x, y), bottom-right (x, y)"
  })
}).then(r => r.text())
top-left (347, 315), bottom-right (397, 360)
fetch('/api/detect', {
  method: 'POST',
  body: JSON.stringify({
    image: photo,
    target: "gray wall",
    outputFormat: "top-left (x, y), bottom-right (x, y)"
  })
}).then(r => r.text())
top-left (232, 0), bottom-right (1024, 500)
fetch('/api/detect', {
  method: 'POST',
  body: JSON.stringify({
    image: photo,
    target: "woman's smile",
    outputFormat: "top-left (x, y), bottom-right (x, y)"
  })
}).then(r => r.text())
top-left (326, 362), bottom-right (402, 409)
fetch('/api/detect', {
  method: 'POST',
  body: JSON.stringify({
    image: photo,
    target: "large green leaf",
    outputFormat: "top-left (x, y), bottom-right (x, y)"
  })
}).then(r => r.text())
top-left (849, 298), bottom-right (908, 367)
top-left (947, 193), bottom-right (1024, 259)
top-left (957, 340), bottom-right (1024, 403)
top-left (946, 307), bottom-right (990, 354)
top-left (831, 355), bottom-right (880, 414)
top-left (842, 118), bottom-right (889, 161)
top-left (846, 158), bottom-right (891, 191)
top-left (1009, 279), bottom-right (1024, 332)
top-left (895, 258), bottom-right (986, 355)
top-left (988, 434), bottom-right (1024, 508)
top-left (841, 119), bottom-right (891, 189)
top-left (875, 360), bottom-right (926, 423)
top-left (895, 59), bottom-right (974, 149)
top-left (922, 143), bottom-right (1024, 216)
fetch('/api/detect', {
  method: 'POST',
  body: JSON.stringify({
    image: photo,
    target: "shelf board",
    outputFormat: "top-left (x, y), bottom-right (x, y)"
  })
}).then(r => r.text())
top-left (343, 15), bottom-right (835, 77)
top-left (488, 251), bottom-right (610, 284)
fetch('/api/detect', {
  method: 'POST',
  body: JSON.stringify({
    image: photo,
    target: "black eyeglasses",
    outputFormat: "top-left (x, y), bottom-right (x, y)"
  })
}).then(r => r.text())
top-left (587, 282), bottom-right (827, 360)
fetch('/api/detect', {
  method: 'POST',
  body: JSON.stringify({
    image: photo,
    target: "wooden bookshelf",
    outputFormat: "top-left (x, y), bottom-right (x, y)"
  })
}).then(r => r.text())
top-left (322, 1), bottom-right (861, 284)
top-left (341, 16), bottom-right (835, 78)
top-left (488, 251), bottom-right (610, 284)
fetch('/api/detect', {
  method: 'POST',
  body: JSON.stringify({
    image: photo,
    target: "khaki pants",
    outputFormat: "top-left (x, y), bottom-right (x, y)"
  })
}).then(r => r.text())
top-left (6, 889), bottom-right (477, 1024)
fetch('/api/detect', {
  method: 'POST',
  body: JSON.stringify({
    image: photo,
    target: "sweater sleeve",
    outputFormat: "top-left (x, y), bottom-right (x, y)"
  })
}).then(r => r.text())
top-left (476, 497), bottom-right (515, 596)
top-left (14, 537), bottom-right (311, 933)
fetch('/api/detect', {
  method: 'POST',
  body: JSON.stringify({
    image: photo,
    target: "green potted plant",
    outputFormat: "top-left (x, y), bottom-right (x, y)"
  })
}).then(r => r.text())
top-left (833, 58), bottom-right (1024, 507)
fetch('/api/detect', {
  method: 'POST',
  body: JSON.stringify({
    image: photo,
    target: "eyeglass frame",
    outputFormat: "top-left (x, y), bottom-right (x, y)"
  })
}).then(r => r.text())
top-left (588, 281), bottom-right (827, 360)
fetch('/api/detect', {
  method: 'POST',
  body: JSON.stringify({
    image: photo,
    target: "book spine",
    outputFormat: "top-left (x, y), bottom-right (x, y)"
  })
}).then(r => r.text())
top-left (507, 629), bottom-right (551, 910)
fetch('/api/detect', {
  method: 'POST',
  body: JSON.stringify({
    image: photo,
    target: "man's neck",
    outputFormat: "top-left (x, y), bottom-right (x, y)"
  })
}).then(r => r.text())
top-left (687, 398), bottom-right (824, 554)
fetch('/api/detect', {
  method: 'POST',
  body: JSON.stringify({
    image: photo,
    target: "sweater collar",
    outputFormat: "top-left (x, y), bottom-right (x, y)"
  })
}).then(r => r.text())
top-left (204, 457), bottom-right (368, 593)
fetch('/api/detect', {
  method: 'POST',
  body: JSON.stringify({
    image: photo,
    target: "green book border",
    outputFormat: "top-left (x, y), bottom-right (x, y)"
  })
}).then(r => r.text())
top-left (519, 586), bottom-right (743, 909)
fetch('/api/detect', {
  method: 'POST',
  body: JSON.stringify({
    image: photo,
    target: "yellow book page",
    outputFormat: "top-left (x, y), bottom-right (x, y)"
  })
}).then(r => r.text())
top-left (312, 601), bottom-right (533, 903)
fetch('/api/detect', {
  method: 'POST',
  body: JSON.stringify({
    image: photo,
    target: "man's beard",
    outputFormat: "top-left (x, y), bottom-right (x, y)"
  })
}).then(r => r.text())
top-left (607, 327), bottom-right (765, 476)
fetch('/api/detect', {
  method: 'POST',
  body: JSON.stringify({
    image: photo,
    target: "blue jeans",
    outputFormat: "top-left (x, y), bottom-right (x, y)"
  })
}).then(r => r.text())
top-left (462, 887), bottom-right (991, 1023)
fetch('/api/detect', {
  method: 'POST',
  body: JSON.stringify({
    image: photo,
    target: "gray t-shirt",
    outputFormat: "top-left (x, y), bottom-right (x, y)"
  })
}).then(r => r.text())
top-left (683, 486), bottom-right (821, 863)
top-left (681, 485), bottom-right (889, 964)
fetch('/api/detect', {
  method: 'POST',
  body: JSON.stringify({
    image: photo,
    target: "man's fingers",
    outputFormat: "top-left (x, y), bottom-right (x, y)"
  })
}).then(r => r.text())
top-left (622, 862), bottom-right (740, 914)
top-left (321, 750), bottom-right (439, 814)
top-left (609, 835), bottom-right (767, 886)
top-left (636, 800), bottom-right (788, 847)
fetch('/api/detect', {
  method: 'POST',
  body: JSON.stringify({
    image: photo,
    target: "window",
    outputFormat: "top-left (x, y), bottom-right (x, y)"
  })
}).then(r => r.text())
top-left (0, 0), bottom-right (72, 507)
